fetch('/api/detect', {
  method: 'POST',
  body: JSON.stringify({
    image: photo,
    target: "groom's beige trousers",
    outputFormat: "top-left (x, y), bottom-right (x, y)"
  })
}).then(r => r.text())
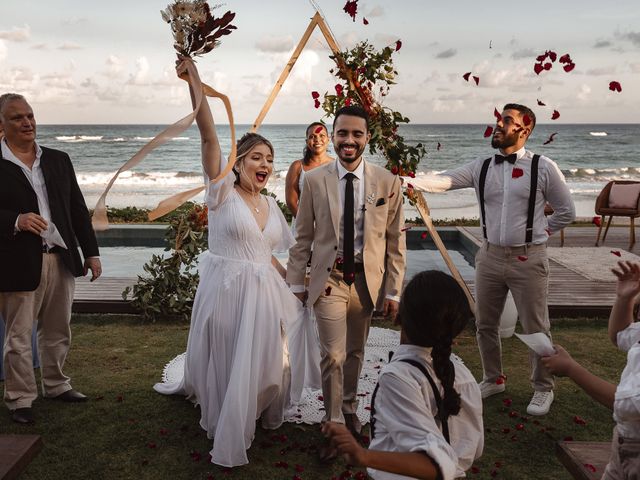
top-left (313, 268), bottom-right (373, 424)
top-left (474, 241), bottom-right (554, 391)
top-left (1, 253), bottom-right (75, 409)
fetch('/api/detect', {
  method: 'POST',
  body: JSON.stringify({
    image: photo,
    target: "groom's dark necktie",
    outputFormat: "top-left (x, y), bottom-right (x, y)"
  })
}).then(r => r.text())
top-left (494, 153), bottom-right (517, 164)
top-left (343, 173), bottom-right (356, 286)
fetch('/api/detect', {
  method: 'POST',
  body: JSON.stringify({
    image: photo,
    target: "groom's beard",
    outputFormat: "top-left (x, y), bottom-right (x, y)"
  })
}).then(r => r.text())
top-left (491, 128), bottom-right (519, 150)
top-left (335, 142), bottom-right (367, 164)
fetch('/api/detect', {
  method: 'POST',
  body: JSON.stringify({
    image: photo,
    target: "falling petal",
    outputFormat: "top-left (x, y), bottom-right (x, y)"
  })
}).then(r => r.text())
top-left (314, 126), bottom-right (324, 134)
top-left (611, 250), bottom-right (622, 257)
top-left (609, 81), bottom-right (622, 92)
top-left (551, 110), bottom-right (560, 120)
top-left (559, 53), bottom-right (571, 63)
top-left (421, 232), bottom-right (428, 240)
top-left (463, 72), bottom-right (471, 81)
top-left (473, 75), bottom-right (480, 85)
top-left (592, 216), bottom-right (602, 227)
top-left (543, 62), bottom-right (552, 70)
top-left (523, 114), bottom-right (532, 126)
top-left (512, 168), bottom-right (524, 179)
top-left (548, 51), bottom-right (557, 62)
top-left (343, 0), bottom-right (358, 21)
top-left (484, 126), bottom-right (494, 137)
top-left (395, 39), bottom-right (402, 51)
top-left (537, 99), bottom-right (546, 106)
top-left (543, 132), bottom-right (558, 145)
top-left (563, 62), bottom-right (575, 72)
top-left (363, 17), bottom-right (369, 25)
top-left (517, 255), bottom-right (528, 262)
top-left (314, 99), bottom-right (321, 109)
top-left (534, 63), bottom-right (544, 75)
top-left (311, 91), bottom-right (320, 99)
top-left (493, 108), bottom-right (502, 121)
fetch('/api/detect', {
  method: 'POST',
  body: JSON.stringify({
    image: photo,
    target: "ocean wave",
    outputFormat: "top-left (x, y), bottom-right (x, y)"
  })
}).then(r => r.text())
top-left (589, 132), bottom-right (608, 136)
top-left (563, 167), bottom-right (640, 181)
top-left (76, 171), bottom-right (203, 187)
top-left (133, 136), bottom-right (190, 141)
top-left (56, 135), bottom-right (104, 142)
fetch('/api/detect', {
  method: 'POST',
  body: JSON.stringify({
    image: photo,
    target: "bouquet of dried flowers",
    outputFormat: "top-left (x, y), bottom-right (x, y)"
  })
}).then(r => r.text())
top-left (161, 0), bottom-right (237, 58)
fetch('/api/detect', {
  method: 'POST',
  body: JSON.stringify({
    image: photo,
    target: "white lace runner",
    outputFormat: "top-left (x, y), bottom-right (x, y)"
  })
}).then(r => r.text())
top-left (160, 326), bottom-right (401, 425)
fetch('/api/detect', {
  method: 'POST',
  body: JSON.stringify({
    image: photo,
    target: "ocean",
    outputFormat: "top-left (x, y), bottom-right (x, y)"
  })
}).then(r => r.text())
top-left (37, 123), bottom-right (640, 220)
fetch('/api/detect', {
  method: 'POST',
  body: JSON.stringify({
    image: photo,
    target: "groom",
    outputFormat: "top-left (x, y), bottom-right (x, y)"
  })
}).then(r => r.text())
top-left (287, 105), bottom-right (406, 457)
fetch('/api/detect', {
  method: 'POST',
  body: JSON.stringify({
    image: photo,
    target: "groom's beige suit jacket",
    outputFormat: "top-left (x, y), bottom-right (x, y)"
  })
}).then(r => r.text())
top-left (287, 160), bottom-right (406, 306)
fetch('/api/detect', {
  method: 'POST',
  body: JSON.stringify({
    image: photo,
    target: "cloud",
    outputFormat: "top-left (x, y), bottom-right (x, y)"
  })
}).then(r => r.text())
top-left (104, 55), bottom-right (125, 79)
top-left (421, 70), bottom-right (441, 84)
top-left (585, 66), bottom-right (617, 76)
top-left (0, 25), bottom-right (30, 42)
top-left (0, 40), bottom-right (7, 63)
top-left (127, 57), bottom-right (150, 85)
top-left (435, 48), bottom-right (457, 59)
top-left (616, 30), bottom-right (640, 47)
top-left (576, 84), bottom-right (591, 102)
top-left (511, 48), bottom-right (535, 60)
top-left (80, 78), bottom-right (98, 89)
top-left (629, 62), bottom-right (640, 73)
top-left (374, 33), bottom-right (398, 47)
top-left (593, 39), bottom-right (612, 48)
top-left (61, 17), bottom-right (88, 26)
top-left (255, 35), bottom-right (293, 53)
top-left (366, 5), bottom-right (384, 17)
top-left (30, 43), bottom-right (48, 50)
top-left (58, 42), bottom-right (83, 50)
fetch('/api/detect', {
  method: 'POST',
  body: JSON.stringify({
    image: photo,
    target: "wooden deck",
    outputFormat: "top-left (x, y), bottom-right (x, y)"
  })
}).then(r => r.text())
top-left (460, 225), bottom-right (639, 317)
top-left (72, 225), bottom-right (639, 316)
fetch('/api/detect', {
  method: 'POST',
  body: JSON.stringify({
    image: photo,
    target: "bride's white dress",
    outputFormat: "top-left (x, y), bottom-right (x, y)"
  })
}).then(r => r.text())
top-left (153, 166), bottom-right (299, 467)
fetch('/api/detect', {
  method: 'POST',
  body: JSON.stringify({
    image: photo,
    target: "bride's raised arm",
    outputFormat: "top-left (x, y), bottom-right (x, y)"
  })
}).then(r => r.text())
top-left (177, 58), bottom-right (222, 180)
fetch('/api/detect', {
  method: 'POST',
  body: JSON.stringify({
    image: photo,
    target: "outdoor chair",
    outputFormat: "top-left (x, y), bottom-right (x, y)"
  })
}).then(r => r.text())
top-left (594, 180), bottom-right (640, 250)
top-left (544, 203), bottom-right (565, 247)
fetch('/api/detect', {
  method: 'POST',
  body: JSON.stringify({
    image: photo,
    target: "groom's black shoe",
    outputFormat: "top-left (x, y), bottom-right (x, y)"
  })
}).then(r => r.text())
top-left (11, 407), bottom-right (35, 425)
top-left (51, 389), bottom-right (88, 403)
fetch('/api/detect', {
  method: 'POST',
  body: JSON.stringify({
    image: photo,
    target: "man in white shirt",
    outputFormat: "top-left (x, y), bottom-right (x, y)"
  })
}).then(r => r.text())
top-left (0, 93), bottom-right (101, 425)
top-left (287, 106), bottom-right (406, 459)
top-left (409, 103), bottom-right (575, 416)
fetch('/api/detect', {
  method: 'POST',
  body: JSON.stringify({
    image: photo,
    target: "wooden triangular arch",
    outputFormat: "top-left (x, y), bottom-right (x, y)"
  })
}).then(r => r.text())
top-left (251, 11), bottom-right (475, 310)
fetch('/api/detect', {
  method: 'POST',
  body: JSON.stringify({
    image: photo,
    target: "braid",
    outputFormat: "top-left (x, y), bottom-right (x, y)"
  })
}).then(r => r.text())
top-left (431, 338), bottom-right (461, 417)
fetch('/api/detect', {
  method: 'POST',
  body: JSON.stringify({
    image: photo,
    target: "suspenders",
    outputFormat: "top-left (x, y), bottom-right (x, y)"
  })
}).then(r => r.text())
top-left (370, 358), bottom-right (451, 444)
top-left (479, 154), bottom-right (541, 243)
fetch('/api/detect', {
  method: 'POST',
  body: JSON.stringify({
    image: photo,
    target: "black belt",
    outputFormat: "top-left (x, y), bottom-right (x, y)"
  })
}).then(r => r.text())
top-left (42, 245), bottom-right (59, 254)
top-left (335, 261), bottom-right (364, 273)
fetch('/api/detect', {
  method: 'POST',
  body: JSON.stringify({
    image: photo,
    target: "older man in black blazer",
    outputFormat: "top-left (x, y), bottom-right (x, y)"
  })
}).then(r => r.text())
top-left (0, 93), bottom-right (101, 424)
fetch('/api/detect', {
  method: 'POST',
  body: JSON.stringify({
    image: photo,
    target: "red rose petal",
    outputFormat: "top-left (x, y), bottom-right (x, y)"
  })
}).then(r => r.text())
top-left (147, 442), bottom-right (157, 449)
top-left (311, 91), bottom-right (320, 99)
top-left (533, 63), bottom-right (544, 75)
top-left (325, 286), bottom-right (332, 296)
top-left (317, 395), bottom-right (324, 401)
top-left (551, 110), bottom-right (560, 120)
top-left (609, 81), bottom-right (622, 92)
top-left (473, 75), bottom-right (480, 85)
top-left (536, 53), bottom-right (547, 62)
top-left (611, 250), bottom-right (621, 257)
top-left (408, 171), bottom-right (416, 178)
top-left (548, 51), bottom-right (557, 62)
top-left (471, 466), bottom-right (480, 474)
top-left (490, 469), bottom-right (499, 477)
top-left (495, 377), bottom-right (505, 385)
top-left (335, 84), bottom-right (344, 96)
top-left (407, 183), bottom-right (414, 190)
top-left (517, 255), bottom-right (528, 262)
top-left (537, 99), bottom-right (546, 106)
top-left (345, 97), bottom-right (352, 106)
top-left (502, 428), bottom-right (510, 434)
top-left (484, 126), bottom-right (494, 137)
top-left (543, 62), bottom-right (552, 71)
top-left (494, 108), bottom-right (502, 121)
top-left (503, 398), bottom-right (513, 407)
top-left (509, 411), bottom-right (519, 418)
top-left (573, 415), bottom-right (587, 425)
top-left (495, 461), bottom-right (503, 468)
top-left (512, 168), bottom-right (524, 179)
top-left (516, 423), bottom-right (525, 431)
top-left (543, 132), bottom-right (558, 145)
top-left (559, 53), bottom-right (571, 63)
top-left (395, 40), bottom-right (402, 51)
top-left (343, 0), bottom-right (358, 21)
top-left (314, 99), bottom-right (321, 109)
top-left (314, 126), bottom-right (324, 134)
top-left (592, 216), bottom-right (601, 227)
top-left (363, 17), bottom-right (369, 25)
top-left (584, 464), bottom-right (597, 473)
top-left (523, 114), bottom-right (532, 126)
top-left (463, 72), bottom-right (471, 81)
top-left (420, 232), bottom-right (428, 240)
top-left (401, 226), bottom-right (412, 232)
top-left (563, 62), bottom-right (575, 72)
top-left (390, 165), bottom-right (399, 175)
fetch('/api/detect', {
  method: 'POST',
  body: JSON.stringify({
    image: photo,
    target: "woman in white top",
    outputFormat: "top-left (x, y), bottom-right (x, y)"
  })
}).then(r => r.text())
top-left (285, 122), bottom-right (333, 234)
top-left (323, 270), bottom-right (484, 480)
top-left (154, 58), bottom-right (299, 467)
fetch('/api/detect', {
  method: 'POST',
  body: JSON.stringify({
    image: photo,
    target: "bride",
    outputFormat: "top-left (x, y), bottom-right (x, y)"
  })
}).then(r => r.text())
top-left (154, 58), bottom-right (299, 467)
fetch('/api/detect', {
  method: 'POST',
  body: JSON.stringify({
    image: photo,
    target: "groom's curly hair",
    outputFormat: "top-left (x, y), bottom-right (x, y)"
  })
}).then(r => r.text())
top-left (397, 270), bottom-right (473, 419)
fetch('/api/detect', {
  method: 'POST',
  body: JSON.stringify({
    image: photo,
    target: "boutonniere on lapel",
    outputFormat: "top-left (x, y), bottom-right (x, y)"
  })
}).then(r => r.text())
top-left (512, 168), bottom-right (524, 179)
top-left (366, 192), bottom-right (376, 204)
top-left (375, 197), bottom-right (386, 207)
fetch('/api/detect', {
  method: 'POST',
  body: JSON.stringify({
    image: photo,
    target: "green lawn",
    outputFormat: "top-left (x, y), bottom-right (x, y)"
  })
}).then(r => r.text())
top-left (1, 316), bottom-right (624, 480)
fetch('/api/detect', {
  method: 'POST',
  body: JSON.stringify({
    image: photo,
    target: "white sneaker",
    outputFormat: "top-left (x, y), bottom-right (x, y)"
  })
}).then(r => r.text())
top-left (527, 390), bottom-right (554, 416)
top-left (478, 380), bottom-right (506, 399)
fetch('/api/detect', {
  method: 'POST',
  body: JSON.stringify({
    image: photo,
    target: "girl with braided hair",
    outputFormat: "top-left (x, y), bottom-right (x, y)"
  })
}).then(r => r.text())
top-left (323, 270), bottom-right (484, 479)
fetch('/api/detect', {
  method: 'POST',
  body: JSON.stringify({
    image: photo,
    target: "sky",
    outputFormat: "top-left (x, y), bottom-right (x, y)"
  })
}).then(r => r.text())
top-left (0, 0), bottom-right (639, 124)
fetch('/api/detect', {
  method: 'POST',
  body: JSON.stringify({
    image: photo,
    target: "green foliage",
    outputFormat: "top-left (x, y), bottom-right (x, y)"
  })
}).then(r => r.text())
top-left (96, 202), bottom-right (200, 224)
top-left (122, 203), bottom-right (208, 321)
top-left (261, 187), bottom-right (292, 222)
top-left (318, 40), bottom-right (427, 177)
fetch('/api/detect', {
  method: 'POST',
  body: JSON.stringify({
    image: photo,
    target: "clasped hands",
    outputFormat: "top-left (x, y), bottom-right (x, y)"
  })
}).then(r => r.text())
top-left (294, 291), bottom-right (399, 323)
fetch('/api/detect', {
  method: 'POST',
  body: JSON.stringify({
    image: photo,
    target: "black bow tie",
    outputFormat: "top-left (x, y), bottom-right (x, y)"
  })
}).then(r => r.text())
top-left (495, 154), bottom-right (517, 164)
